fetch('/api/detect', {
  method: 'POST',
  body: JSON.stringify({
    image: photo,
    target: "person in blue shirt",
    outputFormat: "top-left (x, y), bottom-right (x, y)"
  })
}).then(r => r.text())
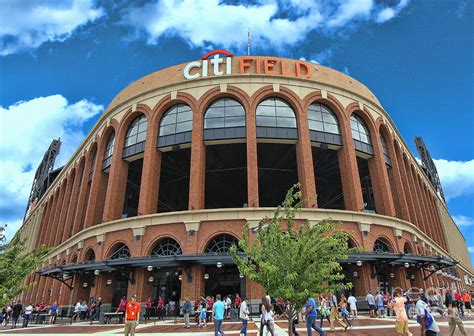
top-left (304, 297), bottom-right (326, 336)
top-left (49, 302), bottom-right (58, 324)
top-left (212, 294), bottom-right (225, 336)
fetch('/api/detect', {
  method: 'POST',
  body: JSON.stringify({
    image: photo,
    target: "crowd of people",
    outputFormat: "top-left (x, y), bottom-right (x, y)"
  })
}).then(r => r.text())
top-left (0, 300), bottom-right (59, 328)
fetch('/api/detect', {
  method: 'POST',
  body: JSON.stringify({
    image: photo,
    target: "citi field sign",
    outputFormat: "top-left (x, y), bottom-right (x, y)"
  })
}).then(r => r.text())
top-left (183, 49), bottom-right (312, 80)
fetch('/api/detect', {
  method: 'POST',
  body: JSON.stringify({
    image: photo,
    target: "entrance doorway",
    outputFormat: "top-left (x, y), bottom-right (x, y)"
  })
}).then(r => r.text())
top-left (112, 274), bottom-right (128, 309)
top-left (204, 265), bottom-right (245, 298)
top-left (151, 268), bottom-right (181, 304)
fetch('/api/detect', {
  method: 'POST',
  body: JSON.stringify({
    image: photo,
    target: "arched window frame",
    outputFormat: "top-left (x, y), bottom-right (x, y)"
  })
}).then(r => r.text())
top-left (204, 98), bottom-right (246, 141)
top-left (88, 151), bottom-right (96, 182)
top-left (307, 103), bottom-right (342, 146)
top-left (122, 115), bottom-right (147, 159)
top-left (102, 132), bottom-right (115, 170)
top-left (109, 244), bottom-right (131, 260)
top-left (350, 114), bottom-right (374, 155)
top-left (158, 104), bottom-right (193, 148)
top-left (373, 239), bottom-right (392, 254)
top-left (256, 98), bottom-right (298, 140)
top-left (205, 234), bottom-right (239, 255)
top-left (151, 238), bottom-right (183, 257)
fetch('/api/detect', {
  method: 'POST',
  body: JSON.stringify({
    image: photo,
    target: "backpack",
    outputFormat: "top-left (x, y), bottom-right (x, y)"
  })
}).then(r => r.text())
top-left (416, 308), bottom-right (433, 329)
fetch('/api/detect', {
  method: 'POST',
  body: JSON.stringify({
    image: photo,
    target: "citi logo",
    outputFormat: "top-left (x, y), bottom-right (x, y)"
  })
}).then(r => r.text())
top-left (183, 49), bottom-right (233, 80)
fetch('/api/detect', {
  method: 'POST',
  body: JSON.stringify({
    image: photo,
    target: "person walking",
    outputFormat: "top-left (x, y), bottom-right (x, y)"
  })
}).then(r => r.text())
top-left (49, 301), bottom-right (58, 324)
top-left (182, 297), bottom-right (192, 329)
top-left (198, 302), bottom-right (207, 327)
top-left (239, 297), bottom-right (250, 336)
top-left (447, 303), bottom-right (467, 336)
top-left (117, 297), bottom-right (127, 323)
top-left (22, 303), bottom-right (33, 328)
top-left (388, 290), bottom-right (412, 336)
top-left (366, 291), bottom-right (376, 318)
top-left (414, 289), bottom-right (440, 336)
top-left (375, 291), bottom-right (386, 318)
top-left (303, 297), bottom-right (326, 336)
top-left (347, 293), bottom-right (358, 319)
top-left (235, 294), bottom-right (242, 309)
top-left (90, 297), bottom-right (102, 324)
top-left (462, 291), bottom-right (471, 317)
top-left (79, 300), bottom-right (88, 320)
top-left (224, 296), bottom-right (232, 319)
top-left (318, 295), bottom-right (330, 328)
top-left (329, 295), bottom-right (347, 331)
top-left (157, 296), bottom-right (164, 320)
top-left (339, 295), bottom-right (352, 328)
top-left (259, 296), bottom-right (274, 336)
top-left (213, 294), bottom-right (225, 336)
top-left (144, 298), bottom-right (152, 322)
top-left (71, 300), bottom-right (80, 323)
top-left (124, 295), bottom-right (140, 336)
top-left (11, 301), bottom-right (22, 328)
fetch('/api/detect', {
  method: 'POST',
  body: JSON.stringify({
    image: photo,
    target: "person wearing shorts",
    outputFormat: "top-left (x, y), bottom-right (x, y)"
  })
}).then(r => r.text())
top-left (389, 291), bottom-right (412, 336)
top-left (366, 291), bottom-right (376, 318)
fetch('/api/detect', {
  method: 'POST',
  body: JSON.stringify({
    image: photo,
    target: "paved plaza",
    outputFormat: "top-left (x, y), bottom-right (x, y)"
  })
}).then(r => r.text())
top-left (0, 315), bottom-right (472, 335)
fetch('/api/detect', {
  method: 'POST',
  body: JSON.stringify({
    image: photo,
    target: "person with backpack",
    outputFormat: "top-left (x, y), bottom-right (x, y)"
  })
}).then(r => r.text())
top-left (413, 289), bottom-right (439, 336)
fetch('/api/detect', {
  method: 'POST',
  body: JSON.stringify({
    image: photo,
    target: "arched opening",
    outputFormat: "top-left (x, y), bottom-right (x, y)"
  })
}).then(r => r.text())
top-left (83, 249), bottom-right (96, 262)
top-left (351, 114), bottom-right (376, 212)
top-left (108, 243), bottom-right (130, 308)
top-left (122, 115), bottom-right (147, 218)
top-left (79, 146), bottom-right (97, 231)
top-left (308, 103), bottom-right (344, 209)
top-left (373, 238), bottom-right (395, 294)
top-left (380, 131), bottom-right (402, 218)
top-left (204, 234), bottom-right (245, 298)
top-left (68, 158), bottom-right (85, 238)
top-left (256, 98), bottom-right (299, 206)
top-left (204, 98), bottom-right (247, 209)
top-left (148, 238), bottom-right (183, 306)
top-left (157, 105), bottom-right (192, 212)
top-left (403, 242), bottom-right (414, 254)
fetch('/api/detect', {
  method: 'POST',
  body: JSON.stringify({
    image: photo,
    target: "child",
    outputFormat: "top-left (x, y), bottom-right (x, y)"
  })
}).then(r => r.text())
top-left (198, 303), bottom-right (207, 327)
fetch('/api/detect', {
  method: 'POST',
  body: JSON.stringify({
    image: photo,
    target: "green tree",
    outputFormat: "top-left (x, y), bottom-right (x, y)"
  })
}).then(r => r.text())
top-left (0, 231), bottom-right (51, 307)
top-left (230, 185), bottom-right (353, 336)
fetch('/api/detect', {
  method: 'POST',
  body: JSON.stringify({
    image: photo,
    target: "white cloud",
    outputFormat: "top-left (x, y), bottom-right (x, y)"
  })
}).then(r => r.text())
top-left (452, 215), bottom-right (474, 227)
top-left (376, 0), bottom-right (409, 23)
top-left (434, 159), bottom-right (474, 200)
top-left (0, 95), bottom-right (103, 239)
top-left (0, 0), bottom-right (104, 56)
top-left (121, 0), bottom-right (409, 51)
top-left (468, 246), bottom-right (474, 253)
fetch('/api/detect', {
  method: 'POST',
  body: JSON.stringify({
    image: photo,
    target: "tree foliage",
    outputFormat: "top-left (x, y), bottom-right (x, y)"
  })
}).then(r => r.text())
top-left (230, 184), bottom-right (354, 335)
top-left (0, 234), bottom-right (51, 307)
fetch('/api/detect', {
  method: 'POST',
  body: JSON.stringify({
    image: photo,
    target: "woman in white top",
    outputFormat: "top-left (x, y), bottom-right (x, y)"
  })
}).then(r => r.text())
top-left (347, 293), bottom-right (358, 319)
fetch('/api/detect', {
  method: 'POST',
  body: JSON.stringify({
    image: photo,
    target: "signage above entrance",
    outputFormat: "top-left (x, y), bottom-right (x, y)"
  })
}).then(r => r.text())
top-left (183, 50), bottom-right (312, 80)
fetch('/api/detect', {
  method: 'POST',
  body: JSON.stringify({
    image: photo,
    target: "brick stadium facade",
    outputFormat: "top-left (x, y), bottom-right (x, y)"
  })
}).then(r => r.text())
top-left (17, 54), bottom-right (473, 310)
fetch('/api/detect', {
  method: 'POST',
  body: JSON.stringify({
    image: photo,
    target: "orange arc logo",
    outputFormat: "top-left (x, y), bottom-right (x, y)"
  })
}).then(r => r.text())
top-left (201, 49), bottom-right (233, 60)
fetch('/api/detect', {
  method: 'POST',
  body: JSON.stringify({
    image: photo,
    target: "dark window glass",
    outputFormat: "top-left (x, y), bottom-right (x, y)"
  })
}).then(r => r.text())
top-left (151, 238), bottom-right (182, 256)
top-left (159, 104), bottom-right (193, 136)
top-left (308, 103), bottom-right (340, 135)
top-left (205, 235), bottom-right (238, 254)
top-left (350, 114), bottom-right (371, 145)
top-left (125, 115), bottom-right (147, 148)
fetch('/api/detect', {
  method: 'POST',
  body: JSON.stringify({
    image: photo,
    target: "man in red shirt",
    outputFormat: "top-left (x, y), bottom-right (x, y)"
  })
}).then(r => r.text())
top-left (144, 298), bottom-right (152, 322)
top-left (235, 294), bottom-right (242, 308)
top-left (124, 295), bottom-right (141, 336)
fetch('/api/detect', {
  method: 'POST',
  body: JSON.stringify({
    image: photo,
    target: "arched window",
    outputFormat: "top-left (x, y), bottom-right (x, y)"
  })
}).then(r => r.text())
top-left (102, 132), bottom-right (115, 170)
top-left (123, 115), bottom-right (147, 158)
top-left (350, 114), bottom-right (373, 155)
top-left (256, 98), bottom-right (297, 139)
top-left (373, 239), bottom-right (392, 253)
top-left (84, 249), bottom-right (96, 262)
top-left (204, 98), bottom-right (246, 140)
top-left (109, 243), bottom-right (131, 260)
top-left (307, 103), bottom-right (342, 145)
top-left (380, 135), bottom-right (391, 165)
top-left (403, 242), bottom-right (413, 254)
top-left (205, 234), bottom-right (238, 254)
top-left (151, 238), bottom-right (182, 257)
top-left (88, 151), bottom-right (96, 182)
top-left (158, 104), bottom-right (193, 148)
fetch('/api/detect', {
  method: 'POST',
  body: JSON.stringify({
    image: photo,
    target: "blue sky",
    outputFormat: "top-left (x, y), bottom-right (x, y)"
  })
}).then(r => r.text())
top-left (0, 0), bottom-right (473, 262)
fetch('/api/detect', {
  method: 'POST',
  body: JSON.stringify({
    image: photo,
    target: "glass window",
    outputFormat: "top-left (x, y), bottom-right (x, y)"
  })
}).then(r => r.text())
top-left (110, 244), bottom-right (131, 259)
top-left (204, 98), bottom-right (245, 129)
top-left (381, 136), bottom-right (390, 158)
top-left (350, 114), bottom-right (371, 145)
top-left (104, 132), bottom-right (115, 162)
top-left (124, 115), bottom-right (147, 149)
top-left (205, 235), bottom-right (239, 254)
top-left (308, 103), bottom-right (340, 135)
top-left (373, 239), bottom-right (392, 253)
top-left (256, 98), bottom-right (297, 129)
top-left (158, 104), bottom-right (193, 137)
top-left (151, 238), bottom-right (182, 256)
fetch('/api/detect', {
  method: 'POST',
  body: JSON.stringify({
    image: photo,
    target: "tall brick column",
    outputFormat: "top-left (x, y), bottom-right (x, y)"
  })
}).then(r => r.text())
top-left (84, 140), bottom-right (107, 228)
top-left (386, 138), bottom-right (410, 222)
top-left (72, 150), bottom-right (95, 235)
top-left (138, 105), bottom-right (161, 215)
top-left (295, 104), bottom-right (317, 207)
top-left (338, 117), bottom-right (364, 211)
top-left (246, 102), bottom-right (259, 207)
top-left (188, 104), bottom-right (206, 210)
top-left (55, 174), bottom-right (74, 245)
top-left (63, 163), bottom-right (82, 240)
top-left (408, 165), bottom-right (428, 236)
top-left (52, 182), bottom-right (67, 246)
top-left (37, 200), bottom-right (52, 247)
top-left (403, 156), bottom-right (422, 230)
top-left (44, 190), bottom-right (59, 247)
top-left (369, 132), bottom-right (396, 216)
